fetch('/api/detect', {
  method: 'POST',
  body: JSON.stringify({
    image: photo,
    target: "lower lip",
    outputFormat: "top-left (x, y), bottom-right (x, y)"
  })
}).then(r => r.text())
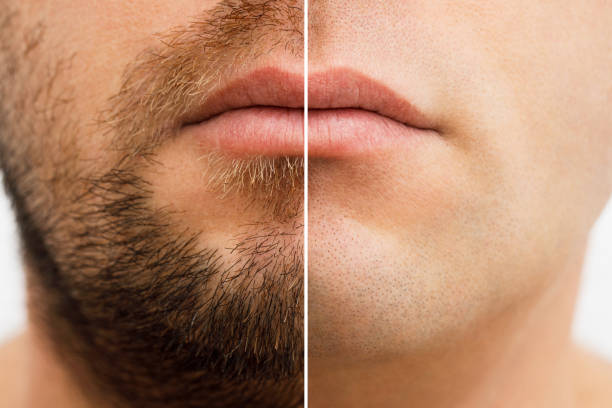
top-left (308, 109), bottom-right (432, 157)
top-left (183, 107), bottom-right (431, 157)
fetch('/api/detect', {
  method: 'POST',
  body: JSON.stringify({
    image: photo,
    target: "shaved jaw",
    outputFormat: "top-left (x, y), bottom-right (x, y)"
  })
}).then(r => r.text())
top-left (0, 1), bottom-right (304, 407)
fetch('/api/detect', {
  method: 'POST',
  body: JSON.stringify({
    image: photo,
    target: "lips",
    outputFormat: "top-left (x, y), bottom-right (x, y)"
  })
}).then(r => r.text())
top-left (180, 67), bottom-right (436, 157)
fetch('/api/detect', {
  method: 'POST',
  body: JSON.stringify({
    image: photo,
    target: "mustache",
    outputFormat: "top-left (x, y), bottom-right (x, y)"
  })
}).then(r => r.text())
top-left (103, 0), bottom-right (303, 154)
top-left (100, 0), bottom-right (304, 218)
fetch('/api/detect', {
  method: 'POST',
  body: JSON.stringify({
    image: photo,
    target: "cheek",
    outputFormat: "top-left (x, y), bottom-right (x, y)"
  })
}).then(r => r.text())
top-left (13, 0), bottom-right (225, 161)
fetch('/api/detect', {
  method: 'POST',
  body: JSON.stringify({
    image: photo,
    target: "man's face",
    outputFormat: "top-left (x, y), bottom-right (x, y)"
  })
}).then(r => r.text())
top-left (0, 1), bottom-right (303, 407)
top-left (3, 0), bottom-right (612, 406)
top-left (308, 0), bottom-right (612, 363)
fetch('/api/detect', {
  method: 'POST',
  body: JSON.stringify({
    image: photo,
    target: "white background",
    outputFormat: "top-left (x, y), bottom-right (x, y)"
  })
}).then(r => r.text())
top-left (1, 181), bottom-right (611, 360)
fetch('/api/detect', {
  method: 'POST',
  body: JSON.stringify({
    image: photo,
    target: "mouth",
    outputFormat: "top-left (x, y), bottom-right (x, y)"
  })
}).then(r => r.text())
top-left (180, 67), bottom-right (436, 158)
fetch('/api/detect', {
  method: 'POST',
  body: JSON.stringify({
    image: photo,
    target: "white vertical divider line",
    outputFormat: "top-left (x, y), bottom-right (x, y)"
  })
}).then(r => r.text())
top-left (303, 0), bottom-right (309, 405)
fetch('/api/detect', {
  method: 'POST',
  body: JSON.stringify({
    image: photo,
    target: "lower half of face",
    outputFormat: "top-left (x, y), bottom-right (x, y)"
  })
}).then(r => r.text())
top-left (307, 99), bottom-right (612, 373)
top-left (4, 126), bottom-right (304, 407)
top-left (11, 126), bottom-right (304, 407)
top-left (308, 135), bottom-right (598, 364)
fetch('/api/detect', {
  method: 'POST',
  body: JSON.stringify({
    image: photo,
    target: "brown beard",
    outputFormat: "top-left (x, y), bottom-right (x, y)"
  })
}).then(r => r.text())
top-left (0, 1), bottom-right (304, 407)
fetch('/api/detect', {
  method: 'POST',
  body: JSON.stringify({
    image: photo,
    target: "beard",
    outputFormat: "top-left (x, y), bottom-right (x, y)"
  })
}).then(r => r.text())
top-left (0, 1), bottom-right (304, 407)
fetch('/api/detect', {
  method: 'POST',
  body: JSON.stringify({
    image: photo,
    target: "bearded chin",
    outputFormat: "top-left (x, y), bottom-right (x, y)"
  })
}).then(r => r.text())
top-left (19, 154), bottom-right (304, 408)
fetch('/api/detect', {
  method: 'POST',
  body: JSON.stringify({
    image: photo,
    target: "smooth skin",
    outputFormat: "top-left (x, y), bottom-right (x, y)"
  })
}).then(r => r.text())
top-left (308, 1), bottom-right (612, 407)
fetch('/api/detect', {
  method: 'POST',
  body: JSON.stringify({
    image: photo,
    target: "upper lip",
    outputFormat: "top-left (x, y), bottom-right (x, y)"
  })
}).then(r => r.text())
top-left (182, 67), bottom-right (434, 131)
top-left (181, 68), bottom-right (304, 126)
top-left (308, 68), bottom-right (433, 130)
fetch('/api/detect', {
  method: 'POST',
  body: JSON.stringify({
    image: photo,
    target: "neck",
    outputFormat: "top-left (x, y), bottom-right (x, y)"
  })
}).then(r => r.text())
top-left (25, 328), bottom-right (93, 408)
top-left (309, 260), bottom-right (583, 408)
top-left (0, 326), bottom-right (93, 408)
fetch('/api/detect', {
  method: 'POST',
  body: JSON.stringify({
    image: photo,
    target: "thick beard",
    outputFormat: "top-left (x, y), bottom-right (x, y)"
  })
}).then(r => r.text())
top-left (15, 159), bottom-right (304, 408)
top-left (0, 1), bottom-right (304, 407)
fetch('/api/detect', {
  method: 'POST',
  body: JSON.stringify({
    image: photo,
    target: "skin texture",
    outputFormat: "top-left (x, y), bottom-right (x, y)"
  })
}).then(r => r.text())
top-left (0, 1), bottom-right (303, 407)
top-left (0, 1), bottom-right (611, 407)
top-left (308, 0), bottom-right (612, 407)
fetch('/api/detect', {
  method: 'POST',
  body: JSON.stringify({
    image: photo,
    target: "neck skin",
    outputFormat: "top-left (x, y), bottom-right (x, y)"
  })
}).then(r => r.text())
top-left (0, 327), bottom-right (92, 408)
top-left (309, 250), bottom-right (609, 408)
